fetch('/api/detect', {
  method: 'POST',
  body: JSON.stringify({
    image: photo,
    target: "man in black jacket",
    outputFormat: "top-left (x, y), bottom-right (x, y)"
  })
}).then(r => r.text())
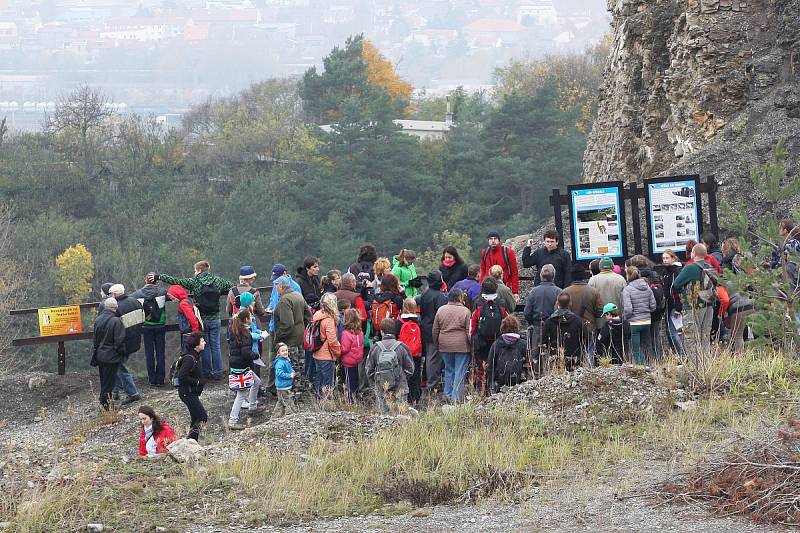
top-left (415, 271), bottom-right (448, 394)
top-left (522, 230), bottom-right (573, 288)
top-left (295, 256), bottom-right (322, 310)
top-left (109, 284), bottom-right (144, 405)
top-left (92, 298), bottom-right (126, 409)
top-left (542, 293), bottom-right (583, 372)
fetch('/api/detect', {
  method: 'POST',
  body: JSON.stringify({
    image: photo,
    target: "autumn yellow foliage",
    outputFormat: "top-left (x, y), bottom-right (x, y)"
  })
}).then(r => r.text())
top-left (55, 244), bottom-right (94, 304)
top-left (362, 40), bottom-right (413, 104)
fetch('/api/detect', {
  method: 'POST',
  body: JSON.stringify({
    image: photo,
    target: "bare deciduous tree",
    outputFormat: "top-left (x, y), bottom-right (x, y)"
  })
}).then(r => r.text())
top-left (46, 85), bottom-right (113, 177)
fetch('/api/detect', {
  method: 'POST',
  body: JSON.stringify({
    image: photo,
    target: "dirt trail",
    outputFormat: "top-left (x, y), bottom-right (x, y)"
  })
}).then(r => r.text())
top-left (0, 371), bottom-right (776, 532)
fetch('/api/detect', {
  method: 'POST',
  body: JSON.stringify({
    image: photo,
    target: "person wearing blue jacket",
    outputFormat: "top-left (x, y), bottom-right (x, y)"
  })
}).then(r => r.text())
top-left (272, 342), bottom-right (296, 417)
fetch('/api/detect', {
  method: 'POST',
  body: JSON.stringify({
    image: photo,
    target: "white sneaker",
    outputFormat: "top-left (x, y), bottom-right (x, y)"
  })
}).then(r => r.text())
top-left (241, 401), bottom-right (250, 409)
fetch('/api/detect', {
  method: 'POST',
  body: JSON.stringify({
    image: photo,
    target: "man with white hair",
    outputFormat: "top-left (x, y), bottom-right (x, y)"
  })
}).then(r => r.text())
top-left (109, 283), bottom-right (144, 405)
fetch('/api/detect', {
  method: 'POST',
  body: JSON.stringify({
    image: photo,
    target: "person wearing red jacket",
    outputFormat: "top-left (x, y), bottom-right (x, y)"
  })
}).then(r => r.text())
top-left (137, 405), bottom-right (176, 457)
top-left (167, 285), bottom-right (202, 351)
top-left (479, 231), bottom-right (519, 300)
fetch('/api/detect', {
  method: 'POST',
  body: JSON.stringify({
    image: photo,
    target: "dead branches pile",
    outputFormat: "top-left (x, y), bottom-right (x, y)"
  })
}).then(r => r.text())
top-left (661, 419), bottom-right (800, 526)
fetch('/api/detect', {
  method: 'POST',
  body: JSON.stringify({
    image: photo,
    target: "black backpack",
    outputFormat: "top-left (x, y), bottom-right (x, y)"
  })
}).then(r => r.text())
top-left (142, 296), bottom-right (162, 323)
top-left (477, 299), bottom-right (504, 345)
top-left (648, 276), bottom-right (666, 318)
top-left (196, 284), bottom-right (221, 315)
top-left (493, 341), bottom-right (526, 385)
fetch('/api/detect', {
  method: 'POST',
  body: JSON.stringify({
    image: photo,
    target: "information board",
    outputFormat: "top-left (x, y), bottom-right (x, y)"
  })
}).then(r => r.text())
top-left (568, 182), bottom-right (626, 261)
top-left (644, 176), bottom-right (702, 255)
top-left (37, 306), bottom-right (83, 337)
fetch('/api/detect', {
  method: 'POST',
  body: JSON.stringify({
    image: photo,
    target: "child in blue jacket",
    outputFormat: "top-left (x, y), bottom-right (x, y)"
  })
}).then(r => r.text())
top-left (272, 343), bottom-right (296, 417)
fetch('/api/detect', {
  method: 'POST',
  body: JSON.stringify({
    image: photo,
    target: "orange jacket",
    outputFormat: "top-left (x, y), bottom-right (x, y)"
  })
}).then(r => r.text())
top-left (312, 310), bottom-right (341, 361)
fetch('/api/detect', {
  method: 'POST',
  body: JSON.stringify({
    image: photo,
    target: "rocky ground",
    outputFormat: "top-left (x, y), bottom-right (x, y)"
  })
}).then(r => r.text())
top-left (0, 366), bottom-right (781, 532)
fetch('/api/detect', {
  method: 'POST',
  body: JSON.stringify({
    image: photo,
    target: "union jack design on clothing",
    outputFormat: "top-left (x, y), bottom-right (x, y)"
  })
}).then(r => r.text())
top-left (228, 370), bottom-right (254, 390)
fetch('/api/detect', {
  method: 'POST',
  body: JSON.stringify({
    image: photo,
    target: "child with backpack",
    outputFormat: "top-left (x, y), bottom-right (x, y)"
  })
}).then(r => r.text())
top-left (487, 315), bottom-right (528, 395)
top-left (370, 273), bottom-right (404, 339)
top-left (340, 309), bottom-right (365, 403)
top-left (272, 343), bottom-right (297, 417)
top-left (167, 285), bottom-right (203, 352)
top-left (366, 318), bottom-right (414, 413)
top-left (470, 277), bottom-right (509, 394)
top-left (398, 298), bottom-right (423, 405)
top-left (597, 303), bottom-right (625, 365)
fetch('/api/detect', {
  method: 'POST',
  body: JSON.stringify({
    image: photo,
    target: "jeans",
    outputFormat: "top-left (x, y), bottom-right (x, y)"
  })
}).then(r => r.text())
top-left (98, 363), bottom-right (118, 408)
top-left (202, 319), bottom-right (223, 377)
top-left (442, 352), bottom-right (470, 402)
top-left (114, 357), bottom-right (140, 398)
top-left (666, 311), bottom-right (686, 357)
top-left (425, 342), bottom-right (443, 392)
top-left (229, 373), bottom-right (261, 424)
top-left (142, 327), bottom-right (166, 385)
top-left (343, 366), bottom-right (359, 403)
top-left (630, 324), bottom-right (650, 365)
top-left (273, 389), bottom-right (296, 417)
top-left (315, 359), bottom-right (335, 400)
top-left (304, 349), bottom-right (316, 385)
top-left (584, 328), bottom-right (597, 368)
top-left (179, 391), bottom-right (207, 441)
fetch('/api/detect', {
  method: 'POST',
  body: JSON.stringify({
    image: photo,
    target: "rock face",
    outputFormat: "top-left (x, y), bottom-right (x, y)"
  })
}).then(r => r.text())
top-left (584, 0), bottom-right (800, 187)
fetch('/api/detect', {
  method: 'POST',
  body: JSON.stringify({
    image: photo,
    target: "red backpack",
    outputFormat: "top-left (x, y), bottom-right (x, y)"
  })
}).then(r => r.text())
top-left (398, 318), bottom-right (422, 357)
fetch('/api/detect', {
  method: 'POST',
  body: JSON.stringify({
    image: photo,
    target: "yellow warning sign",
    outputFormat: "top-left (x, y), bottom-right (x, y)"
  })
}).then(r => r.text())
top-left (37, 306), bottom-right (83, 337)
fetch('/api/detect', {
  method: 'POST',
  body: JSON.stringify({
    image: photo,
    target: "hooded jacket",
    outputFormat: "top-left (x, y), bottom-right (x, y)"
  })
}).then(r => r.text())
top-left (416, 273), bottom-right (448, 345)
top-left (167, 285), bottom-right (201, 333)
top-left (451, 278), bottom-right (481, 309)
top-left (93, 309), bottom-right (126, 365)
top-left (487, 333), bottom-right (527, 394)
top-left (542, 308), bottom-right (583, 366)
top-left (597, 317), bottom-right (625, 365)
top-left (177, 349), bottom-right (205, 395)
top-left (295, 268), bottom-right (322, 309)
top-left (156, 271), bottom-right (235, 321)
top-left (130, 284), bottom-right (168, 328)
top-left (340, 328), bottom-right (365, 368)
top-left (228, 328), bottom-right (258, 371)
top-left (622, 278), bottom-right (657, 323)
top-left (660, 262), bottom-right (683, 312)
top-left (392, 256), bottom-right (419, 298)
top-left (114, 293), bottom-right (144, 355)
top-left (273, 355), bottom-right (295, 390)
top-left (365, 334), bottom-right (414, 392)
top-left (439, 261), bottom-right (468, 289)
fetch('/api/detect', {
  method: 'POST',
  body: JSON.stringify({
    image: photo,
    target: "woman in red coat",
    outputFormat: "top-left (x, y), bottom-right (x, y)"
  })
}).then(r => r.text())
top-left (138, 405), bottom-right (176, 457)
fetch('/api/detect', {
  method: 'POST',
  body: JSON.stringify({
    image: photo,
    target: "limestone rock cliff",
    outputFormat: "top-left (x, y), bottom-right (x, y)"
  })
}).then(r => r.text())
top-left (584, 0), bottom-right (800, 186)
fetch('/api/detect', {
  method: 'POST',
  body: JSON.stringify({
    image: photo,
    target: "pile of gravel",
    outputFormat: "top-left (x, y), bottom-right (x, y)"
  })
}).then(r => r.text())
top-left (485, 365), bottom-right (672, 433)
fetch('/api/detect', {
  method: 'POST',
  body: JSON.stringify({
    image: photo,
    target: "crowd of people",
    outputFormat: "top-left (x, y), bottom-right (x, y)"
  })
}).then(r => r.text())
top-left (92, 221), bottom-right (800, 446)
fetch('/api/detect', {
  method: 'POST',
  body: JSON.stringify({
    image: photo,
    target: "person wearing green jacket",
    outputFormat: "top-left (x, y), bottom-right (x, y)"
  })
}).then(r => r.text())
top-left (671, 244), bottom-right (716, 360)
top-left (147, 261), bottom-right (235, 380)
top-left (392, 249), bottom-right (422, 298)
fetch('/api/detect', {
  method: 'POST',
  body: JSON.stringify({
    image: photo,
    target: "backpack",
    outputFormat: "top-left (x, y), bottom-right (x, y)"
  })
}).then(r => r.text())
top-left (371, 298), bottom-right (396, 336)
top-left (196, 283), bottom-right (221, 315)
top-left (648, 277), bottom-right (666, 317)
top-left (476, 299), bottom-right (504, 344)
top-left (492, 341), bottom-right (526, 385)
top-left (398, 318), bottom-right (422, 357)
top-left (231, 286), bottom-right (256, 315)
top-left (141, 295), bottom-right (163, 323)
top-left (374, 340), bottom-right (402, 390)
top-left (303, 319), bottom-right (324, 352)
top-left (168, 354), bottom-right (183, 387)
top-left (697, 265), bottom-right (719, 305)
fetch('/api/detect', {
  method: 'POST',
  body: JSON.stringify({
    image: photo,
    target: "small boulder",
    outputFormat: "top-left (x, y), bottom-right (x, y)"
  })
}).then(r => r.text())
top-left (167, 438), bottom-right (204, 463)
top-left (85, 524), bottom-right (104, 533)
top-left (28, 376), bottom-right (47, 391)
top-left (675, 400), bottom-right (698, 412)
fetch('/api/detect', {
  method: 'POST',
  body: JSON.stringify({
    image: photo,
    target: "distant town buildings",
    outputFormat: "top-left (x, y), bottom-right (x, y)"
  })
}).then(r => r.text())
top-left (0, 0), bottom-right (609, 131)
